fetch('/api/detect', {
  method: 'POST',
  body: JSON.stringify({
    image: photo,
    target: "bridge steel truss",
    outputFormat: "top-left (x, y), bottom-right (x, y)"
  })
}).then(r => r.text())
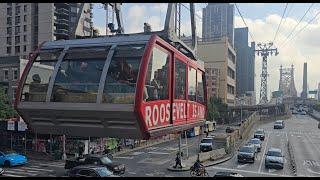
top-left (279, 65), bottom-right (297, 98)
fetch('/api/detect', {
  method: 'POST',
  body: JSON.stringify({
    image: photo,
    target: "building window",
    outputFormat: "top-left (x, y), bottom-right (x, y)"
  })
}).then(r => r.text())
top-left (4, 87), bottom-right (8, 95)
top-left (228, 49), bottom-right (235, 64)
top-left (227, 84), bottom-right (234, 95)
top-left (7, 7), bottom-right (12, 16)
top-left (24, 25), bottom-right (27, 32)
top-left (15, 46), bottom-right (20, 53)
top-left (15, 36), bottom-right (20, 44)
top-left (15, 26), bottom-right (20, 34)
top-left (174, 59), bottom-right (186, 99)
top-left (4, 69), bottom-right (9, 81)
top-left (227, 67), bottom-right (235, 79)
top-left (197, 71), bottom-right (205, 104)
top-left (15, 16), bottom-right (20, 25)
top-left (6, 47), bottom-right (11, 54)
top-left (24, 5), bottom-right (27, 12)
top-left (23, 45), bottom-right (27, 52)
top-left (143, 46), bottom-right (170, 102)
top-left (15, 6), bottom-right (20, 15)
top-left (71, 6), bottom-right (77, 13)
top-left (24, 15), bottom-right (27, 22)
top-left (23, 35), bottom-right (27, 42)
top-left (7, 17), bottom-right (12, 25)
top-left (12, 68), bottom-right (19, 81)
top-left (13, 87), bottom-right (17, 101)
top-left (188, 67), bottom-right (197, 101)
top-left (7, 27), bottom-right (12, 35)
top-left (7, 3), bottom-right (12, 6)
top-left (7, 37), bottom-right (12, 45)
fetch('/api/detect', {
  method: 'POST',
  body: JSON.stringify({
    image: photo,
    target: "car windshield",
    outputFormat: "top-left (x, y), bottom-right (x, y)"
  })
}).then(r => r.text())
top-left (239, 146), bottom-right (254, 153)
top-left (95, 167), bottom-right (113, 177)
top-left (267, 150), bottom-right (282, 157)
top-left (100, 156), bottom-right (112, 164)
top-left (4, 151), bottom-right (17, 155)
top-left (255, 130), bottom-right (264, 134)
top-left (201, 139), bottom-right (212, 143)
top-left (249, 139), bottom-right (261, 144)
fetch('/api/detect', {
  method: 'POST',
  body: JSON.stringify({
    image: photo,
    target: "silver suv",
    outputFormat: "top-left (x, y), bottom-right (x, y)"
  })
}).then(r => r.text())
top-left (199, 137), bottom-right (214, 152)
top-left (265, 148), bottom-right (284, 169)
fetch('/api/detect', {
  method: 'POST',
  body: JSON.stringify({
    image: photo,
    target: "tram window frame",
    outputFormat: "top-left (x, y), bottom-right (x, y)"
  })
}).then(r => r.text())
top-left (188, 66), bottom-right (197, 102)
top-left (51, 47), bottom-right (109, 103)
top-left (102, 44), bottom-right (145, 104)
top-left (196, 70), bottom-right (205, 104)
top-left (21, 48), bottom-right (63, 102)
top-left (174, 58), bottom-right (186, 100)
top-left (144, 45), bottom-right (171, 102)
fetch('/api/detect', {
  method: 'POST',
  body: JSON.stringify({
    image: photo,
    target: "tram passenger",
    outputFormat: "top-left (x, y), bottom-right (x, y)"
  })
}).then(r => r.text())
top-left (151, 72), bottom-right (163, 100)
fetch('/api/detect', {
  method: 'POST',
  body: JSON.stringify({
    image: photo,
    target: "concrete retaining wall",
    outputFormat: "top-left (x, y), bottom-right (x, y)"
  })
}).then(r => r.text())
top-left (198, 148), bottom-right (226, 162)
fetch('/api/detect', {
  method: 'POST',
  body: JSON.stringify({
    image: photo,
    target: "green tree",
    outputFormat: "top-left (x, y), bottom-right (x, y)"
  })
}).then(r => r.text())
top-left (0, 86), bottom-right (17, 119)
top-left (206, 96), bottom-right (228, 124)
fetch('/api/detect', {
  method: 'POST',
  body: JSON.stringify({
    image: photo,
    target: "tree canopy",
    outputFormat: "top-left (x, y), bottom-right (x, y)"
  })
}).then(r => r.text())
top-left (0, 86), bottom-right (17, 119)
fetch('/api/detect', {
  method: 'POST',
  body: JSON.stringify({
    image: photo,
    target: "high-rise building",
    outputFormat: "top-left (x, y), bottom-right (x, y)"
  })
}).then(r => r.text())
top-left (197, 36), bottom-right (236, 106)
top-left (234, 27), bottom-right (255, 97)
top-left (0, 3), bottom-right (93, 59)
top-left (301, 62), bottom-right (308, 99)
top-left (202, 3), bottom-right (234, 46)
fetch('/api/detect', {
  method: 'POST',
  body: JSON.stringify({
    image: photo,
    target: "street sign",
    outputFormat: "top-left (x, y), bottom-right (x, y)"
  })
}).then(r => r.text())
top-left (18, 121), bottom-right (27, 131)
top-left (7, 120), bottom-right (15, 131)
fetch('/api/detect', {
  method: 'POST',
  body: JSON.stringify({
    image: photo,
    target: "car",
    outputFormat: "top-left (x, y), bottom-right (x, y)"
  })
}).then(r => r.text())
top-left (274, 120), bottom-right (285, 129)
top-left (214, 171), bottom-right (244, 177)
top-left (292, 110), bottom-right (298, 114)
top-left (0, 151), bottom-right (27, 167)
top-left (67, 165), bottom-right (120, 177)
top-left (0, 167), bottom-right (4, 175)
top-left (237, 145), bottom-right (256, 163)
top-left (265, 148), bottom-right (284, 169)
top-left (65, 154), bottom-right (125, 175)
top-left (199, 137), bottom-right (214, 152)
top-left (226, 127), bottom-right (235, 133)
top-left (247, 138), bottom-right (262, 152)
top-left (300, 111), bottom-right (307, 115)
top-left (254, 129), bottom-right (265, 141)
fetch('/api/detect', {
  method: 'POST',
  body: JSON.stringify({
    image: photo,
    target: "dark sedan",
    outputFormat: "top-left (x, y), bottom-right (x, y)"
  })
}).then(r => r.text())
top-left (274, 120), bottom-right (284, 129)
top-left (237, 145), bottom-right (256, 163)
top-left (68, 165), bottom-right (119, 177)
top-left (254, 129), bottom-right (265, 141)
top-left (65, 154), bottom-right (125, 175)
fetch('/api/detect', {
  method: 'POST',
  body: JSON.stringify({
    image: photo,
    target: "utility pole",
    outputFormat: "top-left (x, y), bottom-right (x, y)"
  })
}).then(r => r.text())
top-left (255, 42), bottom-right (279, 104)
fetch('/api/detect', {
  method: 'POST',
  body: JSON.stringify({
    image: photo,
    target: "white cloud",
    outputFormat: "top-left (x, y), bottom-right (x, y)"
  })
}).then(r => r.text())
top-left (235, 14), bottom-right (320, 100)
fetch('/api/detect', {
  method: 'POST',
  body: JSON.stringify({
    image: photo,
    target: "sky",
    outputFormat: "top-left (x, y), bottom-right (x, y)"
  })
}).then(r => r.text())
top-left (91, 3), bottom-right (320, 100)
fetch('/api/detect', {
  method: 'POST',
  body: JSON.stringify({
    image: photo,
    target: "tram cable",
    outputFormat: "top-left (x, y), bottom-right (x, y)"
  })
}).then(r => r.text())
top-left (273, 3), bottom-right (288, 44)
top-left (235, 3), bottom-right (256, 42)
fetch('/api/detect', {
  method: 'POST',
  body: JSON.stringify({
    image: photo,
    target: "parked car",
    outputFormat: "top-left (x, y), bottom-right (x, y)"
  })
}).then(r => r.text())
top-left (300, 111), bottom-right (307, 115)
top-left (226, 127), bottom-right (235, 133)
top-left (199, 137), bottom-right (214, 152)
top-left (237, 145), bottom-right (256, 163)
top-left (67, 165), bottom-right (119, 177)
top-left (274, 120), bottom-right (285, 129)
top-left (265, 148), bottom-right (284, 169)
top-left (214, 171), bottom-right (244, 177)
top-left (65, 154), bottom-right (125, 175)
top-left (247, 138), bottom-right (262, 152)
top-left (254, 129), bottom-right (265, 141)
top-left (0, 151), bottom-right (27, 167)
top-left (0, 167), bottom-right (4, 175)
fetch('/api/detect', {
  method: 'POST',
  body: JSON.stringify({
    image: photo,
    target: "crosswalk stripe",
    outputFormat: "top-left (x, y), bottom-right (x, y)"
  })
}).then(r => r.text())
top-left (3, 173), bottom-right (24, 177)
top-left (12, 168), bottom-right (38, 173)
top-left (147, 151), bottom-right (169, 155)
top-left (21, 167), bottom-right (54, 172)
top-left (4, 170), bottom-right (36, 176)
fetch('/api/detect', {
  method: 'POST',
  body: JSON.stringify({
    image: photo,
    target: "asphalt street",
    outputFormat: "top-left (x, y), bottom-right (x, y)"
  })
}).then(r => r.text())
top-left (206, 114), bottom-right (320, 177)
top-left (1, 114), bottom-right (319, 177)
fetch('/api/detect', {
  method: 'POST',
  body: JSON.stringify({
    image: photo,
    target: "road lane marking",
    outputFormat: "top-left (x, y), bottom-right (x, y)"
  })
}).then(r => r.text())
top-left (113, 156), bottom-right (134, 159)
top-left (305, 133), bottom-right (320, 154)
top-left (307, 168), bottom-right (320, 175)
top-left (2, 173), bottom-right (24, 177)
top-left (4, 170), bottom-right (36, 176)
top-left (268, 169), bottom-right (277, 173)
top-left (145, 173), bottom-right (154, 176)
top-left (237, 163), bottom-right (249, 169)
top-left (131, 152), bottom-right (145, 156)
top-left (21, 167), bottom-right (54, 172)
top-left (259, 132), bottom-right (270, 173)
top-left (128, 171), bottom-right (137, 174)
top-left (12, 168), bottom-right (38, 173)
top-left (38, 163), bottom-right (64, 168)
top-left (210, 166), bottom-right (289, 177)
top-left (147, 151), bottom-right (169, 155)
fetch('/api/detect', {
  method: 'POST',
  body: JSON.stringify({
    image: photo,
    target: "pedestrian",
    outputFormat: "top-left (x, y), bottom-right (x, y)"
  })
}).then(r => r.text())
top-left (174, 153), bottom-right (182, 168)
top-left (78, 144), bottom-right (84, 158)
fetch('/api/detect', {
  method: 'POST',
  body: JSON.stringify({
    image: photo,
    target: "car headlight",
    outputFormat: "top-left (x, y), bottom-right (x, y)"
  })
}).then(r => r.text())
top-left (114, 167), bottom-right (119, 171)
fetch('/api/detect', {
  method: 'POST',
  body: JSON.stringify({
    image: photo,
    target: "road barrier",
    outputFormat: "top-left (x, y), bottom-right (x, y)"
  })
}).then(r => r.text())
top-left (287, 139), bottom-right (297, 176)
top-left (198, 148), bottom-right (226, 162)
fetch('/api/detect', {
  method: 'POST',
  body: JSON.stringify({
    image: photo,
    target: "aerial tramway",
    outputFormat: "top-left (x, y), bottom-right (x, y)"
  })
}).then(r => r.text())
top-left (15, 3), bottom-right (207, 139)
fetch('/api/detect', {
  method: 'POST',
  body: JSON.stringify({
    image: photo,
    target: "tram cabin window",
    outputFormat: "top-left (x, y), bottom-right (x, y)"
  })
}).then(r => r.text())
top-left (21, 49), bottom-right (62, 102)
top-left (188, 67), bottom-right (197, 101)
top-left (197, 71), bottom-right (205, 104)
top-left (144, 46), bottom-right (170, 101)
top-left (174, 59), bottom-right (186, 99)
top-left (103, 44), bottom-right (145, 104)
top-left (51, 47), bottom-right (108, 103)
